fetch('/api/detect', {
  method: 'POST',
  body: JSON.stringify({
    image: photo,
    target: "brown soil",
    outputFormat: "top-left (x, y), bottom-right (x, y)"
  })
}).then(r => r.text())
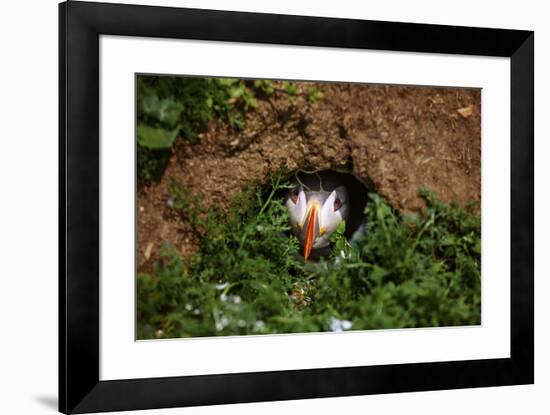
top-left (137, 81), bottom-right (481, 272)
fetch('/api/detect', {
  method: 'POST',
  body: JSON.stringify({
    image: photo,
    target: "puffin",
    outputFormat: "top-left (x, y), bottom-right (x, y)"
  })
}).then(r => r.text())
top-left (285, 170), bottom-right (368, 260)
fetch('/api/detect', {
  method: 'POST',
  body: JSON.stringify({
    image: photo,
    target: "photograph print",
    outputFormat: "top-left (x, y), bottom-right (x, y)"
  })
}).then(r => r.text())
top-left (135, 75), bottom-right (481, 340)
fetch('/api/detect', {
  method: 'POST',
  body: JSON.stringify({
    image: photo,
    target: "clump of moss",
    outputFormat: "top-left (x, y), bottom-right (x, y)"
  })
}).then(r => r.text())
top-left (137, 176), bottom-right (481, 339)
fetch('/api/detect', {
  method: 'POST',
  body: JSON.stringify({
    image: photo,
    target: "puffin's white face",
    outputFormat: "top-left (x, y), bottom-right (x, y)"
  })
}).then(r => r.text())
top-left (285, 186), bottom-right (349, 260)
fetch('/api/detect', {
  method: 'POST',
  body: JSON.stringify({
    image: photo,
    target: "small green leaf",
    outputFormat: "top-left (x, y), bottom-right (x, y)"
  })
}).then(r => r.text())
top-left (307, 88), bottom-right (323, 104)
top-left (283, 81), bottom-right (299, 96)
top-left (140, 95), bottom-right (183, 128)
top-left (371, 265), bottom-right (390, 282)
top-left (254, 80), bottom-right (274, 95)
top-left (137, 124), bottom-right (179, 149)
top-left (440, 235), bottom-right (457, 246)
top-left (243, 94), bottom-right (258, 110)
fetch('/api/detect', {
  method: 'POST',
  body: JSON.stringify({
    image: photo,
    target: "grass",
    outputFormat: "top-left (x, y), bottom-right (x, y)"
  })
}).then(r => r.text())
top-left (137, 175), bottom-right (481, 339)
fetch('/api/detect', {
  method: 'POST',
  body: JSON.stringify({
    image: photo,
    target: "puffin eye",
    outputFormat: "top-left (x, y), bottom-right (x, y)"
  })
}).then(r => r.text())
top-left (289, 188), bottom-right (299, 204)
top-left (333, 196), bottom-right (342, 212)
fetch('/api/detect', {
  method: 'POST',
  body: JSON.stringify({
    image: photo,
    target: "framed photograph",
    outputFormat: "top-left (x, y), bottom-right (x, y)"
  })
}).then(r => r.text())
top-left (59, 1), bottom-right (533, 413)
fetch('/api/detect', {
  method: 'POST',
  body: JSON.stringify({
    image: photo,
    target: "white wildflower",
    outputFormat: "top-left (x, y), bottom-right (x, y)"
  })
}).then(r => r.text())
top-left (328, 317), bottom-right (353, 332)
top-left (341, 320), bottom-right (353, 330)
top-left (253, 320), bottom-right (265, 331)
top-left (215, 316), bottom-right (229, 331)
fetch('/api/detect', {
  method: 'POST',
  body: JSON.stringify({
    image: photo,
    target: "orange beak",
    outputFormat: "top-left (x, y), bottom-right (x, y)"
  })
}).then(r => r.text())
top-left (303, 205), bottom-right (317, 261)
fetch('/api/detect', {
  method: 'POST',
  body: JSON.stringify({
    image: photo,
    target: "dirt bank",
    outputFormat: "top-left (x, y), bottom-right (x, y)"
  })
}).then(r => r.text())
top-left (137, 81), bottom-right (481, 271)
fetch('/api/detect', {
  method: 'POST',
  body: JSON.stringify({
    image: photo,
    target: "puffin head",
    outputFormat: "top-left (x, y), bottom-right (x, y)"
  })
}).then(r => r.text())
top-left (285, 185), bottom-right (349, 260)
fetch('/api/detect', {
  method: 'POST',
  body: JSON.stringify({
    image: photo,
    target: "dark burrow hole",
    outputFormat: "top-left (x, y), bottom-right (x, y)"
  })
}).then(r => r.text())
top-left (270, 169), bottom-right (371, 259)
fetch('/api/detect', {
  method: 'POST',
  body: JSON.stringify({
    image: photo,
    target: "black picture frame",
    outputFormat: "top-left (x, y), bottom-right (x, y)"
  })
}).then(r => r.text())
top-left (59, 1), bottom-right (534, 413)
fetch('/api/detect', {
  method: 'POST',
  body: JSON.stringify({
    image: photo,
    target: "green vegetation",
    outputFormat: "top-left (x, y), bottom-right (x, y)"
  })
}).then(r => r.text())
top-left (136, 76), bottom-right (258, 182)
top-left (137, 176), bottom-right (481, 339)
top-left (136, 76), bottom-right (322, 182)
